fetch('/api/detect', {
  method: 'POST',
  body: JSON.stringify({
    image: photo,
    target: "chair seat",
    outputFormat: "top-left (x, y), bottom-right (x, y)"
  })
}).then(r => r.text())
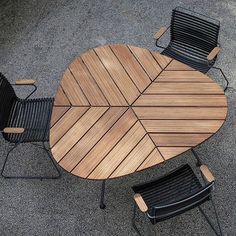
top-left (4, 98), bottom-right (54, 143)
top-left (132, 165), bottom-right (207, 223)
top-left (162, 41), bottom-right (215, 73)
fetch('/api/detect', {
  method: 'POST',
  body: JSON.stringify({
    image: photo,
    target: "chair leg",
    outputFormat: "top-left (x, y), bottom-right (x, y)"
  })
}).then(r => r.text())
top-left (198, 199), bottom-right (223, 236)
top-left (191, 149), bottom-right (202, 167)
top-left (100, 180), bottom-right (106, 209)
top-left (211, 66), bottom-right (229, 92)
top-left (132, 203), bottom-right (142, 236)
top-left (1, 142), bottom-right (61, 180)
top-left (42, 142), bottom-right (61, 179)
top-left (211, 198), bottom-right (223, 236)
top-left (155, 40), bottom-right (166, 49)
top-left (1, 143), bottom-right (19, 178)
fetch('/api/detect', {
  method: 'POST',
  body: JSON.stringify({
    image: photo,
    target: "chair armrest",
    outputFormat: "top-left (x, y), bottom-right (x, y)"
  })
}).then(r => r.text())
top-left (134, 193), bottom-right (148, 212)
top-left (200, 165), bottom-right (215, 182)
top-left (12, 80), bottom-right (37, 100)
top-left (15, 79), bottom-right (36, 85)
top-left (207, 47), bottom-right (220, 60)
top-left (3, 127), bottom-right (25, 133)
top-left (154, 26), bottom-right (168, 40)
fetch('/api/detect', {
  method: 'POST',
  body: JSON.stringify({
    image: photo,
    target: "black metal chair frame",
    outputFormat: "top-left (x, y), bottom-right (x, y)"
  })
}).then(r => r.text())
top-left (154, 6), bottom-right (229, 92)
top-left (132, 158), bottom-right (223, 236)
top-left (0, 73), bottom-right (61, 180)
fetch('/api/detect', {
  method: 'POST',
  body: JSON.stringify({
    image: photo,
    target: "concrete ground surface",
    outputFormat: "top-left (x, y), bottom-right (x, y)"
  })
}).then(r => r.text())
top-left (0, 0), bottom-right (236, 235)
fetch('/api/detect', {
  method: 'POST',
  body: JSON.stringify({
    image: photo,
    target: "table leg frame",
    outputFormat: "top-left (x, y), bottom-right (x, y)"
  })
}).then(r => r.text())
top-left (100, 180), bottom-right (106, 209)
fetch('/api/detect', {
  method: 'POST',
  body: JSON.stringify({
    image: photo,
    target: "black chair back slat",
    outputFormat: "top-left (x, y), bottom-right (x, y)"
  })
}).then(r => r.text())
top-left (170, 9), bottom-right (220, 53)
top-left (0, 73), bottom-right (17, 130)
top-left (172, 20), bottom-right (219, 39)
top-left (161, 7), bottom-right (220, 73)
top-left (172, 12), bottom-right (219, 32)
top-left (132, 164), bottom-right (215, 224)
top-left (149, 182), bottom-right (214, 224)
top-left (5, 98), bottom-right (53, 143)
top-left (149, 183), bottom-right (214, 224)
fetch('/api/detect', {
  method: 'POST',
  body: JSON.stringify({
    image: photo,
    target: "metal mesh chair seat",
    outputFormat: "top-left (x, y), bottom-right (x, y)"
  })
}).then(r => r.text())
top-left (162, 42), bottom-right (213, 73)
top-left (0, 72), bottom-right (60, 179)
top-left (132, 164), bottom-right (213, 224)
top-left (4, 98), bottom-right (54, 143)
top-left (160, 7), bottom-right (220, 73)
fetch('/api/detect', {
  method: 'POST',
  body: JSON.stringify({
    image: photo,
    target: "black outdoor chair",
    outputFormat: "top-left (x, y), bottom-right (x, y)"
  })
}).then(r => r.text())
top-left (0, 72), bottom-right (60, 179)
top-left (154, 6), bottom-right (228, 91)
top-left (132, 163), bottom-right (222, 236)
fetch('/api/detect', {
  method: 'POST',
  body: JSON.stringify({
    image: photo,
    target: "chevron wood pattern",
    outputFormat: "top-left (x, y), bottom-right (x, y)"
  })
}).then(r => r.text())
top-left (50, 44), bottom-right (227, 180)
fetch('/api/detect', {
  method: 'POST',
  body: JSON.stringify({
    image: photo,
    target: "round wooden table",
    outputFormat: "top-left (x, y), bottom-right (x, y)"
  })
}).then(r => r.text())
top-left (50, 44), bottom-right (227, 181)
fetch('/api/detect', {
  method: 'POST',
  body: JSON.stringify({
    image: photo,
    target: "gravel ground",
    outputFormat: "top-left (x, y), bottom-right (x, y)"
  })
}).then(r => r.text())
top-left (0, 0), bottom-right (235, 235)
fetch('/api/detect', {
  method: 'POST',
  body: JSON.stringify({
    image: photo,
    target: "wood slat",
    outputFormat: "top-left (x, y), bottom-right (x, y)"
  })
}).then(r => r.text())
top-left (207, 47), bottom-right (220, 61)
top-left (110, 44), bottom-right (151, 92)
top-left (133, 107), bottom-right (227, 120)
top-left (81, 50), bottom-right (127, 106)
top-left (151, 52), bottom-right (172, 69)
top-left (137, 148), bottom-right (164, 171)
top-left (72, 109), bottom-right (137, 177)
top-left (144, 82), bottom-right (224, 95)
top-left (141, 120), bottom-right (225, 133)
top-left (15, 79), bottom-right (35, 85)
top-left (158, 147), bottom-right (190, 160)
top-left (50, 107), bottom-right (89, 147)
top-left (200, 165), bottom-right (215, 182)
top-left (51, 44), bottom-right (228, 180)
top-left (128, 45), bottom-right (162, 80)
top-left (3, 127), bottom-right (24, 133)
top-left (59, 108), bottom-right (126, 172)
top-left (95, 46), bottom-right (140, 104)
top-left (88, 121), bottom-right (146, 179)
top-left (134, 193), bottom-right (148, 212)
top-left (51, 107), bottom-right (108, 162)
top-left (69, 58), bottom-right (108, 106)
top-left (165, 60), bottom-right (195, 71)
top-left (156, 71), bottom-right (213, 83)
top-left (51, 106), bottom-right (70, 127)
top-left (54, 86), bottom-right (70, 106)
top-left (60, 69), bottom-right (89, 106)
top-left (110, 135), bottom-right (155, 178)
top-left (153, 26), bottom-right (168, 40)
top-left (150, 133), bottom-right (212, 146)
top-left (133, 95), bottom-right (227, 107)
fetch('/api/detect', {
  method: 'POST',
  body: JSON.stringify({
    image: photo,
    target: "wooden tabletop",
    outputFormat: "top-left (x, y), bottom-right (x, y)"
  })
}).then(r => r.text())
top-left (50, 44), bottom-right (227, 180)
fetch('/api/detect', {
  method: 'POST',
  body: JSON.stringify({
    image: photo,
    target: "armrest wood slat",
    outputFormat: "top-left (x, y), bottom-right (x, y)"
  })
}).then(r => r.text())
top-left (134, 193), bottom-right (148, 212)
top-left (207, 47), bottom-right (220, 61)
top-left (3, 127), bottom-right (25, 134)
top-left (154, 26), bottom-right (168, 40)
top-left (200, 165), bottom-right (215, 182)
top-left (15, 79), bottom-right (35, 85)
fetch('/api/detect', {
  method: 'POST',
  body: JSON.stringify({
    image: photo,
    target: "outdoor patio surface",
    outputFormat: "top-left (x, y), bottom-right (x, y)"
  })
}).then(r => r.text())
top-left (0, 0), bottom-right (236, 235)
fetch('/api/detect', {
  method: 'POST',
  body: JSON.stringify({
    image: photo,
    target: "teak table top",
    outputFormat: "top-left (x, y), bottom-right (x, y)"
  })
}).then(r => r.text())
top-left (50, 44), bottom-right (227, 180)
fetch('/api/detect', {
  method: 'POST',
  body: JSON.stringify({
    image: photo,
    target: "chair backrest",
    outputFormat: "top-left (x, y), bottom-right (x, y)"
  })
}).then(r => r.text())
top-left (170, 7), bottom-right (220, 54)
top-left (149, 182), bottom-right (214, 224)
top-left (0, 73), bottom-right (17, 130)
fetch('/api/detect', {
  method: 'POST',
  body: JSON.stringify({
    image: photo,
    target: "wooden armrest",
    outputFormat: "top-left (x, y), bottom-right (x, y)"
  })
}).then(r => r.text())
top-left (3, 127), bottom-right (25, 134)
top-left (200, 165), bottom-right (215, 182)
top-left (154, 26), bottom-right (168, 40)
top-left (15, 79), bottom-right (36, 85)
top-left (207, 47), bottom-right (220, 60)
top-left (134, 193), bottom-right (148, 212)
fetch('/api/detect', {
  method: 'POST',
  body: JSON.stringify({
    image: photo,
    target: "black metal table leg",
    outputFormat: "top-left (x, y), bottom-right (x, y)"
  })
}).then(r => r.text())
top-left (100, 180), bottom-right (106, 209)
